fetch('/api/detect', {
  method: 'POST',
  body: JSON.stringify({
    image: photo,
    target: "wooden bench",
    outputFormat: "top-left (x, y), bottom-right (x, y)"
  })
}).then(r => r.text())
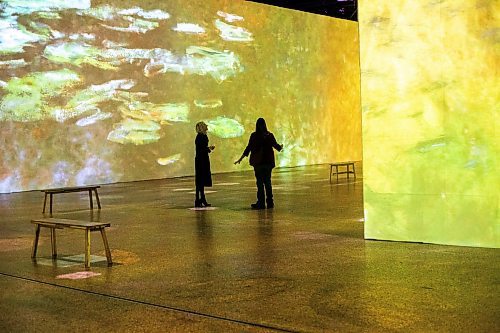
top-left (31, 218), bottom-right (112, 269)
top-left (41, 185), bottom-right (101, 214)
top-left (329, 161), bottom-right (356, 183)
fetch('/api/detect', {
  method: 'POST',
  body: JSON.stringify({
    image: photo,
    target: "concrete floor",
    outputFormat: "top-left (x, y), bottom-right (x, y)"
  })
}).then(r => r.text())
top-left (0, 164), bottom-right (498, 332)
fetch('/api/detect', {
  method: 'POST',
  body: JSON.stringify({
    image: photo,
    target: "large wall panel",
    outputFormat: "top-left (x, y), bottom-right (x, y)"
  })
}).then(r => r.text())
top-left (359, 0), bottom-right (499, 247)
top-left (0, 0), bottom-right (361, 193)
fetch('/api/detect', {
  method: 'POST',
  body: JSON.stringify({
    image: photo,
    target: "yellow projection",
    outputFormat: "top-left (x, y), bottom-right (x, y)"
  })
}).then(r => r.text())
top-left (359, 0), bottom-right (499, 247)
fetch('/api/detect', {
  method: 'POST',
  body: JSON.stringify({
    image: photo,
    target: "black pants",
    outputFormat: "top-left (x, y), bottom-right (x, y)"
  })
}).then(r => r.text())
top-left (254, 164), bottom-right (273, 204)
top-left (195, 185), bottom-right (205, 201)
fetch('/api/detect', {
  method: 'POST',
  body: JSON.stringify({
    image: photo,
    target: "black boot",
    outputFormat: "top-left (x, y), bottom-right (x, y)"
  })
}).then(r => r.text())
top-left (201, 197), bottom-right (211, 207)
top-left (251, 202), bottom-right (265, 210)
top-left (195, 199), bottom-right (202, 207)
top-left (266, 200), bottom-right (274, 209)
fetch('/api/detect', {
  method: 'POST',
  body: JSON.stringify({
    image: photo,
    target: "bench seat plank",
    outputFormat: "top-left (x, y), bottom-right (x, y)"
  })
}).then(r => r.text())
top-left (42, 185), bottom-right (100, 194)
top-left (331, 162), bottom-right (355, 167)
top-left (32, 218), bottom-right (110, 229)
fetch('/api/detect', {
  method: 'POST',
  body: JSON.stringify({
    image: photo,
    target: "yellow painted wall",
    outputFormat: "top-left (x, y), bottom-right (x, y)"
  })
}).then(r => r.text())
top-left (359, 0), bottom-right (499, 247)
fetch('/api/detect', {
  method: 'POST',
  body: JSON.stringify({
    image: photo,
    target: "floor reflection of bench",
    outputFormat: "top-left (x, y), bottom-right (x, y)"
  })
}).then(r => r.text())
top-left (31, 218), bottom-right (112, 269)
top-left (329, 161), bottom-right (356, 183)
top-left (42, 185), bottom-right (101, 214)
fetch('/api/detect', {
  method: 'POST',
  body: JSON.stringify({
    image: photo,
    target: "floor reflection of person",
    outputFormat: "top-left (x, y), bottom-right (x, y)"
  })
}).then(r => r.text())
top-left (256, 209), bottom-right (276, 276)
top-left (195, 121), bottom-right (215, 207)
top-left (234, 118), bottom-right (283, 209)
top-left (195, 211), bottom-right (214, 281)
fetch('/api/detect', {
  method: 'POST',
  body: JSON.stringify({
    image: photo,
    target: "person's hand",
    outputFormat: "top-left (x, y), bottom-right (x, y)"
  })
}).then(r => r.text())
top-left (279, 144), bottom-right (284, 151)
top-left (209, 145), bottom-right (215, 151)
top-left (234, 158), bottom-right (242, 165)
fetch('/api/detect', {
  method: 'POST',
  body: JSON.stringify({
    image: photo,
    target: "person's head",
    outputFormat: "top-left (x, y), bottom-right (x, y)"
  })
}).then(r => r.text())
top-left (255, 117), bottom-right (267, 134)
top-left (195, 121), bottom-right (208, 134)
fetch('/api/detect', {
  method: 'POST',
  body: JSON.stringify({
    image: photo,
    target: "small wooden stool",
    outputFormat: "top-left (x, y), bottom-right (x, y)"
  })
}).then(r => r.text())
top-left (329, 161), bottom-right (356, 183)
top-left (31, 218), bottom-right (112, 269)
top-left (41, 185), bottom-right (101, 214)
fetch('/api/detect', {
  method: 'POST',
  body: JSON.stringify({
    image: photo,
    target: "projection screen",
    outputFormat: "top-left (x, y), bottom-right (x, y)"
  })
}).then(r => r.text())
top-left (359, 0), bottom-right (499, 248)
top-left (0, 0), bottom-right (361, 193)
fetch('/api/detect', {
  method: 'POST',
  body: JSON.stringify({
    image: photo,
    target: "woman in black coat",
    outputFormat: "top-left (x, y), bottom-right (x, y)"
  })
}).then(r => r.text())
top-left (195, 121), bottom-right (215, 207)
top-left (234, 118), bottom-right (283, 209)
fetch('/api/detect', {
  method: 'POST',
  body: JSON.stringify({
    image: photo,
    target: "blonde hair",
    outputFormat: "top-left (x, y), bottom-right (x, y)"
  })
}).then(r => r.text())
top-left (195, 121), bottom-right (207, 134)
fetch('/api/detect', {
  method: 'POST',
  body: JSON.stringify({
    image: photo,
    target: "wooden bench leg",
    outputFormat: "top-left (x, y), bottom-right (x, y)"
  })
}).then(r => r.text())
top-left (329, 165), bottom-right (333, 183)
top-left (352, 163), bottom-right (356, 179)
top-left (51, 228), bottom-right (57, 259)
top-left (347, 165), bottom-right (350, 180)
top-left (85, 229), bottom-right (91, 269)
top-left (336, 165), bottom-right (339, 182)
top-left (94, 189), bottom-right (101, 209)
top-left (100, 228), bottom-right (113, 266)
top-left (31, 225), bottom-right (41, 259)
top-left (42, 193), bottom-right (47, 213)
top-left (49, 193), bottom-right (53, 215)
top-left (88, 190), bottom-right (94, 210)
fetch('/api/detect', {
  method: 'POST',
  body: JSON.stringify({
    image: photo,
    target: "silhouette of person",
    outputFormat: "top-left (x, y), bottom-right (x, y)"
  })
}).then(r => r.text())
top-left (235, 118), bottom-right (283, 209)
top-left (195, 121), bottom-right (215, 207)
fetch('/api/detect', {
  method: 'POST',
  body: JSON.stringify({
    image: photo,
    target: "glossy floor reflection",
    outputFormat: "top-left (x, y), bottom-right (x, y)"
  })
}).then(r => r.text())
top-left (0, 164), bottom-right (498, 332)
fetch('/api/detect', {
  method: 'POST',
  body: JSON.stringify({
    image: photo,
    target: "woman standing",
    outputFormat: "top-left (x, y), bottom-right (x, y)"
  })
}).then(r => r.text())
top-left (195, 121), bottom-right (215, 207)
top-left (235, 118), bottom-right (283, 209)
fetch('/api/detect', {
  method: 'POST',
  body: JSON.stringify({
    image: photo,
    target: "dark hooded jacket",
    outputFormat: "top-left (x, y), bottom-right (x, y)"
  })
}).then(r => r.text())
top-left (243, 131), bottom-right (282, 168)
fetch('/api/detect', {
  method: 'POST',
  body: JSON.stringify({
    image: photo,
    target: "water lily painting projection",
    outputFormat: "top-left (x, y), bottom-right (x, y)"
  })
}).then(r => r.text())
top-left (0, 0), bottom-right (361, 193)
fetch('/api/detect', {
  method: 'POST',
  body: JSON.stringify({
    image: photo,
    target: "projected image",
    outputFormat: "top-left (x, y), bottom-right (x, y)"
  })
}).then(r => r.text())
top-left (359, 0), bottom-right (499, 247)
top-left (0, 0), bottom-right (360, 193)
